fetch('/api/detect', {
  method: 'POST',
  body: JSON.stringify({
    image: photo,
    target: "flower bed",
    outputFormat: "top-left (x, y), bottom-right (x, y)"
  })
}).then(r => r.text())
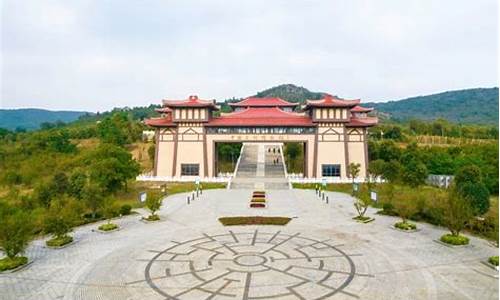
top-left (98, 223), bottom-right (119, 231)
top-left (218, 216), bottom-right (291, 226)
top-left (143, 215), bottom-right (160, 222)
top-left (0, 256), bottom-right (28, 272)
top-left (440, 234), bottom-right (469, 245)
top-left (394, 222), bottom-right (417, 231)
top-left (46, 235), bottom-right (73, 248)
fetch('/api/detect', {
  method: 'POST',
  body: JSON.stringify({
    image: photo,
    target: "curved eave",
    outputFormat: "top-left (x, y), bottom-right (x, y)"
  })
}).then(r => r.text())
top-left (144, 118), bottom-right (177, 127)
top-left (346, 117), bottom-right (378, 127)
top-left (351, 105), bottom-right (374, 113)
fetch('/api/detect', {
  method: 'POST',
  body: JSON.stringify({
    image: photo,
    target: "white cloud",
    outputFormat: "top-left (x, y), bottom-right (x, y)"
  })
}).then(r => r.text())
top-left (1, 0), bottom-right (497, 111)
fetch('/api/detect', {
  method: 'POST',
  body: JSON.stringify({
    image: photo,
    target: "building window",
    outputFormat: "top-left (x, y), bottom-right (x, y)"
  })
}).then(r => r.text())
top-left (181, 164), bottom-right (199, 176)
top-left (322, 164), bottom-right (341, 177)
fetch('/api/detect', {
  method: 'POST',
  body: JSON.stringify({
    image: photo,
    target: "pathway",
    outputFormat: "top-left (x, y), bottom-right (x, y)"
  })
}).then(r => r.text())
top-left (1, 189), bottom-right (497, 300)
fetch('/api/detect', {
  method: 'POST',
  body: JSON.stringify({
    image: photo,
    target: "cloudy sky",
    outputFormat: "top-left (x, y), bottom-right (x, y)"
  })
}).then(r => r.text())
top-left (1, 0), bottom-right (498, 112)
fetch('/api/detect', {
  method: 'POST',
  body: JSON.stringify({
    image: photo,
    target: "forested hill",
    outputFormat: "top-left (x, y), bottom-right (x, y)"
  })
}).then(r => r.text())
top-left (0, 109), bottom-right (91, 131)
top-left (252, 84), bottom-right (324, 103)
top-left (365, 88), bottom-right (499, 125)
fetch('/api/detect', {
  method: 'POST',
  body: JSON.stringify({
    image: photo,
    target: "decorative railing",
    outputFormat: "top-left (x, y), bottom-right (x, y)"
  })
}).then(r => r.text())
top-left (136, 174), bottom-right (231, 183)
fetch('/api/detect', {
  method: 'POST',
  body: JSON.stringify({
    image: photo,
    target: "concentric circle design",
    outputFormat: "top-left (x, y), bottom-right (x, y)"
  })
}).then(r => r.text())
top-left (144, 230), bottom-right (358, 299)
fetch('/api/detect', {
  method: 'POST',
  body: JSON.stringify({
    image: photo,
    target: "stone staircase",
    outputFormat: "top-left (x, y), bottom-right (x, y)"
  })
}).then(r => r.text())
top-left (230, 143), bottom-right (289, 190)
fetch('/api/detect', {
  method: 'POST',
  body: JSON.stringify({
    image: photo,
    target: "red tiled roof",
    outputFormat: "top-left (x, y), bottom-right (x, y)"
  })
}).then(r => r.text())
top-left (229, 97), bottom-right (298, 107)
top-left (350, 105), bottom-right (373, 113)
top-left (162, 95), bottom-right (219, 110)
top-left (206, 107), bottom-right (315, 127)
top-left (346, 117), bottom-right (378, 127)
top-left (144, 116), bottom-right (176, 127)
top-left (155, 107), bottom-right (172, 113)
top-left (303, 94), bottom-right (360, 109)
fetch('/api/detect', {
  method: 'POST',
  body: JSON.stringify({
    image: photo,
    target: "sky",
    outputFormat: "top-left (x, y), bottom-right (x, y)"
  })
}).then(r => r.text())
top-left (1, 0), bottom-right (498, 112)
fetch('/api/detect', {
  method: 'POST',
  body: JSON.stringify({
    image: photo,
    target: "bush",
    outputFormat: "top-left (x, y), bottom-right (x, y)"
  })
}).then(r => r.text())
top-left (440, 234), bottom-right (469, 245)
top-left (395, 221), bottom-right (417, 230)
top-left (218, 216), bottom-right (291, 226)
top-left (0, 256), bottom-right (28, 272)
top-left (143, 214), bottom-right (160, 222)
top-left (98, 223), bottom-right (118, 231)
top-left (488, 256), bottom-right (499, 266)
top-left (120, 204), bottom-right (132, 216)
top-left (46, 235), bottom-right (73, 247)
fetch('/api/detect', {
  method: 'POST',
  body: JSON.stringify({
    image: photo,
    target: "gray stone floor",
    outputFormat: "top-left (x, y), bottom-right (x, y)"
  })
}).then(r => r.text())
top-left (1, 189), bottom-right (498, 300)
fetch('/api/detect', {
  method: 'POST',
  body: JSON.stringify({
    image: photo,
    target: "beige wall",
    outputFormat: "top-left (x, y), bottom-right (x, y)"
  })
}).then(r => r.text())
top-left (155, 125), bottom-right (369, 179)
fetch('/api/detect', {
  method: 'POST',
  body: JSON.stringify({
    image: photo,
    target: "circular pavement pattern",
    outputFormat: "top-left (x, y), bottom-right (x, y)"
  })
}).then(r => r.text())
top-left (144, 230), bottom-right (360, 299)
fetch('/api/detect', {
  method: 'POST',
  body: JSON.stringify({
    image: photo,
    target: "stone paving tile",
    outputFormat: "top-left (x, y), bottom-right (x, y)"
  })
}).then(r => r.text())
top-left (0, 188), bottom-right (498, 300)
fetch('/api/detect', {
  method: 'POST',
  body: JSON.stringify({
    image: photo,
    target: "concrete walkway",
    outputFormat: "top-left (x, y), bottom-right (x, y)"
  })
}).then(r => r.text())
top-left (1, 189), bottom-right (497, 300)
top-left (231, 143), bottom-right (289, 190)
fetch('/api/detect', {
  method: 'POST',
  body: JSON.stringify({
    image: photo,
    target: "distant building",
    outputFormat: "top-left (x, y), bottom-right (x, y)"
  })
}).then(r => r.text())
top-left (145, 94), bottom-right (377, 179)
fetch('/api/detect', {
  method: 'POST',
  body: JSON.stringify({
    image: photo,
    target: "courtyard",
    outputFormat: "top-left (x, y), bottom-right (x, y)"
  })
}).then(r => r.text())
top-left (0, 187), bottom-right (498, 300)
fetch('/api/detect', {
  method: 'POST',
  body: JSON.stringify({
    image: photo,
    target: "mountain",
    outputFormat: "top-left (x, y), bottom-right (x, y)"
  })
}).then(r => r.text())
top-left (253, 84), bottom-right (324, 103)
top-left (0, 108), bottom-right (91, 131)
top-left (365, 88), bottom-right (499, 125)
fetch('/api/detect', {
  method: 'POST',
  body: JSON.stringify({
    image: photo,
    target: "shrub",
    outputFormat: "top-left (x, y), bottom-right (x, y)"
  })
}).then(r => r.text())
top-left (143, 214), bottom-right (160, 222)
top-left (98, 223), bottom-right (118, 231)
top-left (46, 235), bottom-right (73, 247)
top-left (395, 221), bottom-right (417, 230)
top-left (0, 256), bottom-right (28, 272)
top-left (488, 256), bottom-right (499, 266)
top-left (120, 204), bottom-right (132, 216)
top-left (218, 216), bottom-right (291, 226)
top-left (440, 234), bottom-right (469, 245)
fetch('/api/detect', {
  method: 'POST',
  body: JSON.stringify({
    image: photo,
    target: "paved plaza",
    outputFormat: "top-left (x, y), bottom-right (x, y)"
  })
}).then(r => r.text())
top-left (0, 188), bottom-right (498, 300)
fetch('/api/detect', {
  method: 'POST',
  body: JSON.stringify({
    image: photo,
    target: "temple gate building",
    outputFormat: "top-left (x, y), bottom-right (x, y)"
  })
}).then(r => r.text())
top-left (145, 94), bottom-right (377, 180)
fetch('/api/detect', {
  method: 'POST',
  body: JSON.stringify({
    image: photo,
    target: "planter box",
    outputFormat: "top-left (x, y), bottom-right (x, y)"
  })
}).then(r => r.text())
top-left (46, 239), bottom-right (77, 249)
top-left (433, 239), bottom-right (471, 248)
top-left (390, 225), bottom-right (420, 233)
top-left (0, 259), bottom-right (33, 274)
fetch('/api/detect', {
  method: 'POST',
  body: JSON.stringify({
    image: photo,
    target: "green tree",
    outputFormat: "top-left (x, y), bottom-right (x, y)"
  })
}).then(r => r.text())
top-left (392, 191), bottom-right (419, 224)
top-left (368, 159), bottom-right (385, 180)
top-left (382, 160), bottom-right (401, 183)
top-left (101, 197), bottom-right (119, 224)
top-left (353, 191), bottom-right (371, 219)
top-left (441, 186), bottom-right (473, 236)
top-left (44, 197), bottom-right (80, 239)
top-left (401, 160), bottom-right (428, 188)
top-left (87, 144), bottom-right (141, 193)
top-left (0, 208), bottom-right (33, 259)
top-left (145, 191), bottom-right (163, 219)
top-left (69, 169), bottom-right (87, 200)
top-left (454, 165), bottom-right (490, 215)
top-left (82, 183), bottom-right (105, 219)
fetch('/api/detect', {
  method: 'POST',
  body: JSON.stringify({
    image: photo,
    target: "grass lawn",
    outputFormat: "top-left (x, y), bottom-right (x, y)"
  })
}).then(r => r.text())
top-left (219, 216), bottom-right (291, 226)
top-left (112, 181), bottom-right (227, 208)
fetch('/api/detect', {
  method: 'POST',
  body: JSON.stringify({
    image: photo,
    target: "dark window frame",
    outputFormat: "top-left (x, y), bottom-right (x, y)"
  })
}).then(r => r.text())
top-left (181, 163), bottom-right (200, 176)
top-left (322, 164), bottom-right (341, 177)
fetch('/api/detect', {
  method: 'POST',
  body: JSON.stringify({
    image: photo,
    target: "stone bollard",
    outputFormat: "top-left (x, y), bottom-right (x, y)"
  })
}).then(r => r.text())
top-left (326, 196), bottom-right (329, 204)
top-left (192, 192), bottom-right (195, 200)
top-left (196, 189), bottom-right (199, 197)
top-left (322, 193), bottom-right (325, 201)
top-left (187, 195), bottom-right (190, 205)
